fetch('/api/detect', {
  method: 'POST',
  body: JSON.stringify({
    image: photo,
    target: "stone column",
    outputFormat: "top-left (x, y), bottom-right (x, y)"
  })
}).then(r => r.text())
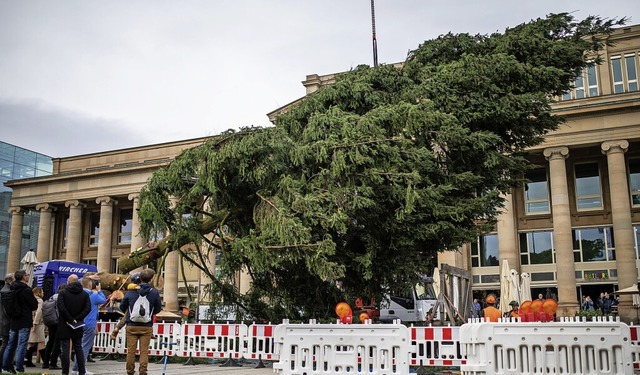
top-left (128, 193), bottom-right (146, 253)
top-left (7, 207), bottom-right (26, 273)
top-left (543, 146), bottom-right (579, 316)
top-left (96, 197), bottom-right (117, 272)
top-left (164, 197), bottom-right (180, 312)
top-left (35, 204), bottom-right (56, 263)
top-left (497, 193), bottom-right (519, 273)
top-left (65, 200), bottom-right (85, 263)
top-left (602, 140), bottom-right (637, 321)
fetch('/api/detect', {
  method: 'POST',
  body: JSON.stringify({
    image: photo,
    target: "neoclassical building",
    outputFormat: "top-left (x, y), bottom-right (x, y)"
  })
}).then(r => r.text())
top-left (4, 138), bottom-right (220, 312)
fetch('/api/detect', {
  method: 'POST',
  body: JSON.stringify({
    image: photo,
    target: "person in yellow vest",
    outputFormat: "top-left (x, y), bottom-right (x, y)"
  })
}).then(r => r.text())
top-left (483, 294), bottom-right (502, 322)
top-left (504, 300), bottom-right (519, 319)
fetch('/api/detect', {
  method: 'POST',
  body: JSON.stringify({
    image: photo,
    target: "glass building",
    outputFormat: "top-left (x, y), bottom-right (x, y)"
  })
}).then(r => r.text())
top-left (0, 141), bottom-right (52, 276)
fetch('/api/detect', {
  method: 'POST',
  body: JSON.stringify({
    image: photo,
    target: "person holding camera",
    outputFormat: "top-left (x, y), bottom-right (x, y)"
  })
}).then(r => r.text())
top-left (71, 276), bottom-right (105, 375)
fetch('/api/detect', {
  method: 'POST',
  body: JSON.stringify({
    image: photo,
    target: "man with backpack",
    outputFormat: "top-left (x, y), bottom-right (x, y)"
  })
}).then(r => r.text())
top-left (0, 273), bottom-right (15, 373)
top-left (119, 268), bottom-right (162, 375)
top-left (1, 270), bottom-right (38, 374)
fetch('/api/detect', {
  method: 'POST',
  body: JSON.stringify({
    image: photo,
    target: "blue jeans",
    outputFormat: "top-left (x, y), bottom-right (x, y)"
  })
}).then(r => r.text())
top-left (2, 327), bottom-right (30, 372)
top-left (73, 326), bottom-right (96, 371)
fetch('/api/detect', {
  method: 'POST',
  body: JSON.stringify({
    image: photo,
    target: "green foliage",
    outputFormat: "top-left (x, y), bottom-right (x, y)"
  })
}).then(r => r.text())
top-left (137, 14), bottom-right (625, 322)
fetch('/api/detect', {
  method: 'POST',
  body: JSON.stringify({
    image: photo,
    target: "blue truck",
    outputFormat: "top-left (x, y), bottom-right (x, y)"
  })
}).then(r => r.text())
top-left (32, 260), bottom-right (97, 299)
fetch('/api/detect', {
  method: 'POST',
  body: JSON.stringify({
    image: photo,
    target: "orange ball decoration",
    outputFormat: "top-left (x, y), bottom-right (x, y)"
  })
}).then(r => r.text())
top-left (335, 302), bottom-right (352, 318)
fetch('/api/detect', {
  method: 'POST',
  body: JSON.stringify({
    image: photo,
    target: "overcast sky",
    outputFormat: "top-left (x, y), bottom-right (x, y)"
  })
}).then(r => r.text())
top-left (1, 1), bottom-right (638, 157)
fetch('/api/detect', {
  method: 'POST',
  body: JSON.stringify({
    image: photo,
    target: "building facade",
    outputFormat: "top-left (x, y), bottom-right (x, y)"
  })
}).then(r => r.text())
top-left (3, 138), bottom-right (220, 312)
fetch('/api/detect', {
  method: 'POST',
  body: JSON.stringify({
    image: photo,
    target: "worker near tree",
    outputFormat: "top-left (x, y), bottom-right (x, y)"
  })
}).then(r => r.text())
top-left (483, 294), bottom-right (501, 322)
top-left (505, 300), bottom-right (519, 319)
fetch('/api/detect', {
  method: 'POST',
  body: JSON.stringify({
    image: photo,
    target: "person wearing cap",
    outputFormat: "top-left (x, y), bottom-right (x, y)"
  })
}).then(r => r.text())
top-left (109, 273), bottom-right (141, 341)
top-left (505, 300), bottom-right (519, 319)
top-left (483, 294), bottom-right (501, 322)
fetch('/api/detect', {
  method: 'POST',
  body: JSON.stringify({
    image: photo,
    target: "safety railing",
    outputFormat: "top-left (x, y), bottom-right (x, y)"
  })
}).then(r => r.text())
top-left (90, 317), bottom-right (640, 374)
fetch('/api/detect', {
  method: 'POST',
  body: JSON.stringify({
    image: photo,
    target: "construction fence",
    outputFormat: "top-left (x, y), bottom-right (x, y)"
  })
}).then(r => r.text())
top-left (91, 316), bottom-right (640, 374)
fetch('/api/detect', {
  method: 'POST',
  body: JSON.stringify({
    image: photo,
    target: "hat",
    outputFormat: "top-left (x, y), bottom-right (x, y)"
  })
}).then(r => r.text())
top-left (509, 300), bottom-right (519, 306)
top-left (130, 272), bottom-right (141, 284)
top-left (486, 294), bottom-right (496, 304)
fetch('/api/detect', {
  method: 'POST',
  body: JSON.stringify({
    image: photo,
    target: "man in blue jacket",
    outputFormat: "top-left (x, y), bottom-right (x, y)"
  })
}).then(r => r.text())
top-left (2, 270), bottom-right (37, 374)
top-left (120, 268), bottom-right (162, 375)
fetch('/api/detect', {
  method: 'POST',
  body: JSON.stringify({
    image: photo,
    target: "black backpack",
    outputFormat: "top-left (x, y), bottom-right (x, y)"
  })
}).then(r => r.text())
top-left (1, 289), bottom-right (21, 319)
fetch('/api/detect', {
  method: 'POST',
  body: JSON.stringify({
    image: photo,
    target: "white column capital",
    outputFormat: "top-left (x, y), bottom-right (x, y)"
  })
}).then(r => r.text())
top-left (35, 203), bottom-right (57, 212)
top-left (128, 193), bottom-right (140, 202)
top-left (8, 206), bottom-right (26, 215)
top-left (96, 196), bottom-right (118, 206)
top-left (65, 200), bottom-right (86, 209)
top-left (601, 140), bottom-right (629, 155)
top-left (543, 146), bottom-right (569, 160)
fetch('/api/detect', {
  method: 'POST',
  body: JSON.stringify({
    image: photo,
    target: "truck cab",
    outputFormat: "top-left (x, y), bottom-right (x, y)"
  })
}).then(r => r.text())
top-left (378, 281), bottom-right (439, 323)
top-left (32, 260), bottom-right (98, 299)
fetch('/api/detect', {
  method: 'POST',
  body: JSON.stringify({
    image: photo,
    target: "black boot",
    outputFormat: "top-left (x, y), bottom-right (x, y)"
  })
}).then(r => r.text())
top-left (24, 346), bottom-right (36, 367)
top-left (39, 349), bottom-right (46, 367)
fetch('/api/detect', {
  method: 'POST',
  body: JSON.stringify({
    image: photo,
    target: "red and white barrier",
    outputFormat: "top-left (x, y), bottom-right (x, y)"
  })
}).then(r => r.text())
top-left (91, 318), bottom-right (640, 373)
top-left (93, 321), bottom-right (120, 355)
top-left (246, 323), bottom-right (278, 361)
top-left (411, 325), bottom-right (465, 367)
top-left (178, 323), bottom-right (247, 359)
top-left (109, 322), bottom-right (180, 357)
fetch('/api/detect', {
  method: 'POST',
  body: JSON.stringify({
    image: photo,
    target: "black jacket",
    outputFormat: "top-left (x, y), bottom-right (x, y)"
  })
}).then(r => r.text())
top-left (10, 281), bottom-right (38, 330)
top-left (120, 283), bottom-right (162, 327)
top-left (0, 283), bottom-right (11, 336)
top-left (56, 281), bottom-right (90, 339)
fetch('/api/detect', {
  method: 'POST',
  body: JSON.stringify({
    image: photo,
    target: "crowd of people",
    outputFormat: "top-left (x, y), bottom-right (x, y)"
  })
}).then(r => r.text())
top-left (0, 267), bottom-right (162, 375)
top-left (581, 292), bottom-right (619, 314)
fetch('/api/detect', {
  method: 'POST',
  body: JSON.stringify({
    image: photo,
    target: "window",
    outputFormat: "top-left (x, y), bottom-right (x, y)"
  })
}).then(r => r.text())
top-left (561, 66), bottom-right (599, 100)
top-left (630, 159), bottom-right (640, 207)
top-left (519, 231), bottom-right (555, 265)
top-left (524, 169), bottom-right (550, 214)
top-left (572, 227), bottom-right (615, 262)
top-left (611, 54), bottom-right (639, 94)
top-left (471, 234), bottom-right (499, 267)
top-left (89, 211), bottom-right (100, 246)
top-left (575, 163), bottom-right (603, 211)
top-left (118, 209), bottom-right (133, 244)
top-left (63, 215), bottom-right (69, 249)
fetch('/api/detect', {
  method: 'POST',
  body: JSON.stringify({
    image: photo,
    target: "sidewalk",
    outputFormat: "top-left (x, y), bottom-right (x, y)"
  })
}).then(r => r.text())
top-left (35, 357), bottom-right (275, 375)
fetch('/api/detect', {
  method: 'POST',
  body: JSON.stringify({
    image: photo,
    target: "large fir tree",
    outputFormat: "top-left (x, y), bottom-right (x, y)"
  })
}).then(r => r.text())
top-left (135, 14), bottom-right (624, 322)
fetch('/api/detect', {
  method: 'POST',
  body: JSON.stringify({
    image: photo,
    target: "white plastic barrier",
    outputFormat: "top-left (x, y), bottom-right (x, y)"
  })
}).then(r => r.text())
top-left (411, 325), bottom-right (465, 367)
top-left (460, 317), bottom-right (634, 375)
top-left (272, 319), bottom-right (413, 375)
top-left (246, 323), bottom-right (279, 362)
top-left (628, 324), bottom-right (640, 371)
top-left (178, 323), bottom-right (247, 359)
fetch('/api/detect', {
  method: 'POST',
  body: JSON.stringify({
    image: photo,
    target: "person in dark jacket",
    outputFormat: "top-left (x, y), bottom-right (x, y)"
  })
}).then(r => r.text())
top-left (119, 269), bottom-right (162, 375)
top-left (57, 274), bottom-right (91, 375)
top-left (2, 270), bottom-right (38, 374)
top-left (42, 283), bottom-right (66, 370)
top-left (0, 273), bottom-right (15, 372)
